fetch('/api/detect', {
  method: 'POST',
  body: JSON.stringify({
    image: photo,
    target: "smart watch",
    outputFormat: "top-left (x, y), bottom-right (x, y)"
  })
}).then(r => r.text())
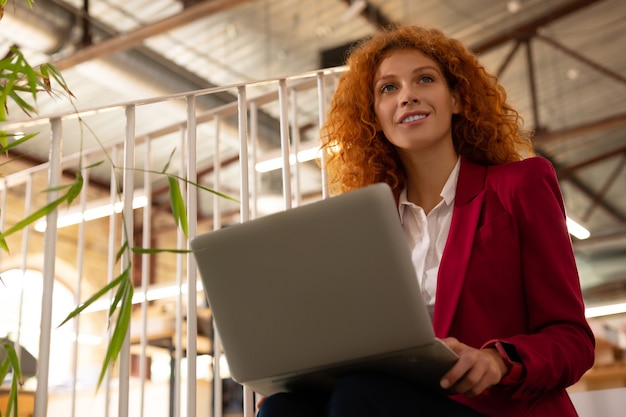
top-left (482, 340), bottom-right (524, 386)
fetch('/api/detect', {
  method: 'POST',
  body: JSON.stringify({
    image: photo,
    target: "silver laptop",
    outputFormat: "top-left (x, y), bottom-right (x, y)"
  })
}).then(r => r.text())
top-left (190, 182), bottom-right (457, 396)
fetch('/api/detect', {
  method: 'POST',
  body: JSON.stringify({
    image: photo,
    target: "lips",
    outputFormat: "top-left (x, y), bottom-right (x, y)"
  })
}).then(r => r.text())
top-left (401, 114), bottom-right (426, 123)
top-left (399, 112), bottom-right (429, 124)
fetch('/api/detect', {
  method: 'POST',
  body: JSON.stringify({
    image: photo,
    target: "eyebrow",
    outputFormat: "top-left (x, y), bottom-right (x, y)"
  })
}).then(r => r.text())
top-left (374, 65), bottom-right (442, 84)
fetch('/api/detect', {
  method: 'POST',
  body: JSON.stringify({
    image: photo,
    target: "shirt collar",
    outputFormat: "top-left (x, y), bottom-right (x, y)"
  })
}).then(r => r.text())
top-left (398, 157), bottom-right (461, 224)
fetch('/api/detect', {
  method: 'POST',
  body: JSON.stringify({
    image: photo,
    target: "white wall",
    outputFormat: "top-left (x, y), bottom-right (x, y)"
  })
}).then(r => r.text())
top-left (571, 388), bottom-right (626, 417)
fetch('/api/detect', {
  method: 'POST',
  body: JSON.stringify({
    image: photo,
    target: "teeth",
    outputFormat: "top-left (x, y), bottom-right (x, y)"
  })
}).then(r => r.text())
top-left (402, 114), bottom-right (426, 123)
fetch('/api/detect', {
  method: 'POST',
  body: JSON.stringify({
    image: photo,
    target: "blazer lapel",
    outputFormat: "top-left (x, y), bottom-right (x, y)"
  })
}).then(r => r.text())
top-left (433, 157), bottom-right (487, 336)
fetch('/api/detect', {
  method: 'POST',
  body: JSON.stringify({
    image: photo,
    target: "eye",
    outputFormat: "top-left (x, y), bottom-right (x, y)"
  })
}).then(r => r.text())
top-left (418, 75), bottom-right (435, 84)
top-left (380, 83), bottom-right (397, 93)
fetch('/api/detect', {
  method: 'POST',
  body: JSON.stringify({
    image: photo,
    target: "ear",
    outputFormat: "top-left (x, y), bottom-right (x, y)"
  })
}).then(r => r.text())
top-left (451, 91), bottom-right (462, 114)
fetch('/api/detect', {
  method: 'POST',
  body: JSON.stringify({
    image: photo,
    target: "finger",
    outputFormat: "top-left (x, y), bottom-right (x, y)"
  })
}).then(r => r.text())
top-left (453, 367), bottom-right (493, 397)
top-left (440, 337), bottom-right (461, 351)
top-left (452, 352), bottom-right (503, 397)
top-left (440, 353), bottom-right (473, 390)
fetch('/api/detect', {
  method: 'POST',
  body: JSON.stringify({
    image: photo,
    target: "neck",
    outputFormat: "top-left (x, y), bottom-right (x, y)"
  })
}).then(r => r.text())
top-left (401, 149), bottom-right (458, 214)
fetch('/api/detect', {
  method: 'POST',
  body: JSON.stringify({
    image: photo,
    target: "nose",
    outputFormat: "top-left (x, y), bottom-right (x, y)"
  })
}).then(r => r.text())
top-left (400, 87), bottom-right (419, 106)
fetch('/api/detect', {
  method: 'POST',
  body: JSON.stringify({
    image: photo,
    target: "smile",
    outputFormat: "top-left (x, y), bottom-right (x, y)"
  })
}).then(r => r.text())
top-left (401, 114), bottom-right (427, 124)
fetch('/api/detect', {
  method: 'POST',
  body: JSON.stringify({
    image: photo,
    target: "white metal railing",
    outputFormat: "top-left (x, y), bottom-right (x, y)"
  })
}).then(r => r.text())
top-left (0, 67), bottom-right (345, 417)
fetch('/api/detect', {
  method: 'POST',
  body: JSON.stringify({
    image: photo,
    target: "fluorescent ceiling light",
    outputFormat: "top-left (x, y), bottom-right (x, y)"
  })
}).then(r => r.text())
top-left (35, 191), bottom-right (148, 232)
top-left (255, 146), bottom-right (321, 173)
top-left (566, 216), bottom-right (590, 240)
top-left (257, 159), bottom-right (589, 242)
top-left (81, 281), bottom-right (204, 313)
top-left (585, 302), bottom-right (626, 318)
top-left (507, 1), bottom-right (521, 13)
top-left (71, 332), bottom-right (104, 346)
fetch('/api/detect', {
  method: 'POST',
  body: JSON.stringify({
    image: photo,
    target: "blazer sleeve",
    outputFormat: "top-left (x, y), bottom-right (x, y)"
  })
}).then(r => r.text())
top-left (504, 157), bottom-right (595, 399)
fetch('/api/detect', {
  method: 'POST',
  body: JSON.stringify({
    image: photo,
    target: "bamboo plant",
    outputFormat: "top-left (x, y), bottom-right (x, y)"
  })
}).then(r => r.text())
top-left (0, 1), bottom-right (236, 415)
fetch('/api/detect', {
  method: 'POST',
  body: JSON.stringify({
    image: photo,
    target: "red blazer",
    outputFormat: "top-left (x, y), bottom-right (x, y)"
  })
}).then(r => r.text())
top-left (433, 156), bottom-right (595, 417)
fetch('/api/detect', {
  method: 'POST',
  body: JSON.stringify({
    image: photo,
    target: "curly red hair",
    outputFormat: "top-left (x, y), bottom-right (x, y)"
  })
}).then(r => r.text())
top-left (321, 25), bottom-right (533, 197)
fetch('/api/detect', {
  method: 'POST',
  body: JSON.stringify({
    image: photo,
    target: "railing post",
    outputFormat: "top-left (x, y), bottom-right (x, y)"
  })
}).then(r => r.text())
top-left (104, 146), bottom-right (120, 417)
top-left (34, 117), bottom-right (62, 417)
top-left (238, 85), bottom-right (250, 223)
top-left (71, 159), bottom-right (90, 417)
top-left (278, 79), bottom-right (292, 209)
top-left (317, 71), bottom-right (329, 199)
top-left (249, 102), bottom-right (259, 219)
top-left (237, 85), bottom-right (256, 417)
top-left (139, 137), bottom-right (153, 417)
top-left (212, 112), bottom-right (223, 417)
top-left (175, 125), bottom-right (186, 417)
top-left (213, 114), bottom-right (222, 230)
top-left (117, 105), bottom-right (136, 417)
top-left (289, 88), bottom-right (301, 207)
top-left (0, 67), bottom-right (346, 417)
top-left (187, 94), bottom-right (199, 417)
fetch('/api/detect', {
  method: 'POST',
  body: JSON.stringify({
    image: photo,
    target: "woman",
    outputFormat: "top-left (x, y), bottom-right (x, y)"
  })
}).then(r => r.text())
top-left (258, 25), bottom-right (594, 417)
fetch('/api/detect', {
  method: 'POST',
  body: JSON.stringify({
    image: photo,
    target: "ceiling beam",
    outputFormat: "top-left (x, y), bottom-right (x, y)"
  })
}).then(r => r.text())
top-left (467, 0), bottom-right (626, 232)
top-left (557, 144), bottom-right (626, 180)
top-left (573, 225), bottom-right (626, 251)
top-left (565, 175), bottom-right (626, 223)
top-left (580, 154), bottom-right (626, 223)
top-left (470, 0), bottom-right (606, 53)
top-left (340, 0), bottom-right (394, 29)
top-left (534, 113), bottom-right (626, 145)
top-left (540, 151), bottom-right (626, 223)
top-left (53, 0), bottom-right (251, 71)
top-left (535, 33), bottom-right (626, 86)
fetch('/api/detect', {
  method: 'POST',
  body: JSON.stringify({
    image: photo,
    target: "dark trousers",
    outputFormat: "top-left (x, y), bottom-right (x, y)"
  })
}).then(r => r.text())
top-left (257, 372), bottom-right (488, 417)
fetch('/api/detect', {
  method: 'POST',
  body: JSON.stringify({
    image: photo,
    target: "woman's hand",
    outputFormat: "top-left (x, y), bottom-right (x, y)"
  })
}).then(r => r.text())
top-left (439, 337), bottom-right (508, 397)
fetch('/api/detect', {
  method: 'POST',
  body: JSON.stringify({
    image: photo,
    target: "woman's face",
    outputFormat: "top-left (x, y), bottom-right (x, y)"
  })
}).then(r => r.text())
top-left (373, 49), bottom-right (460, 156)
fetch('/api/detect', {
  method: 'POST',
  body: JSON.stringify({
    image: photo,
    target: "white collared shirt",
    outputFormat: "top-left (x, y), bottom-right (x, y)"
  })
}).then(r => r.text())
top-left (398, 158), bottom-right (460, 306)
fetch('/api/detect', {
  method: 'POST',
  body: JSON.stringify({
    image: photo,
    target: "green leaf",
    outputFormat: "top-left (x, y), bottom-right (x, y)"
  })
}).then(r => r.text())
top-left (0, 235), bottom-right (8, 253)
top-left (0, 132), bottom-right (38, 152)
top-left (0, 343), bottom-right (23, 417)
top-left (8, 90), bottom-right (37, 116)
top-left (107, 271), bottom-right (129, 318)
top-left (161, 148), bottom-right (176, 174)
top-left (2, 343), bottom-right (23, 384)
top-left (43, 182), bottom-right (74, 193)
top-left (166, 173), bottom-right (239, 203)
top-left (39, 63), bottom-right (74, 98)
top-left (37, 62), bottom-right (52, 93)
top-left (0, 78), bottom-right (17, 122)
top-left (97, 280), bottom-right (133, 389)
top-left (6, 0), bottom-right (35, 10)
top-left (0, 175), bottom-right (85, 248)
top-left (0, 193), bottom-right (69, 242)
top-left (115, 241), bottom-right (129, 263)
top-left (18, 56), bottom-right (40, 102)
top-left (168, 176), bottom-right (188, 238)
top-left (6, 376), bottom-right (18, 417)
top-left (129, 167), bottom-right (239, 203)
top-left (0, 348), bottom-right (11, 383)
top-left (191, 181), bottom-right (239, 203)
top-left (57, 271), bottom-right (128, 328)
top-left (85, 160), bottom-right (105, 170)
top-left (65, 174), bottom-right (84, 205)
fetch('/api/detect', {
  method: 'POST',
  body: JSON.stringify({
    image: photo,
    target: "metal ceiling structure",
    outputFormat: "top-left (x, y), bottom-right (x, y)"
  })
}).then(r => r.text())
top-left (1, 0), bottom-right (625, 310)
